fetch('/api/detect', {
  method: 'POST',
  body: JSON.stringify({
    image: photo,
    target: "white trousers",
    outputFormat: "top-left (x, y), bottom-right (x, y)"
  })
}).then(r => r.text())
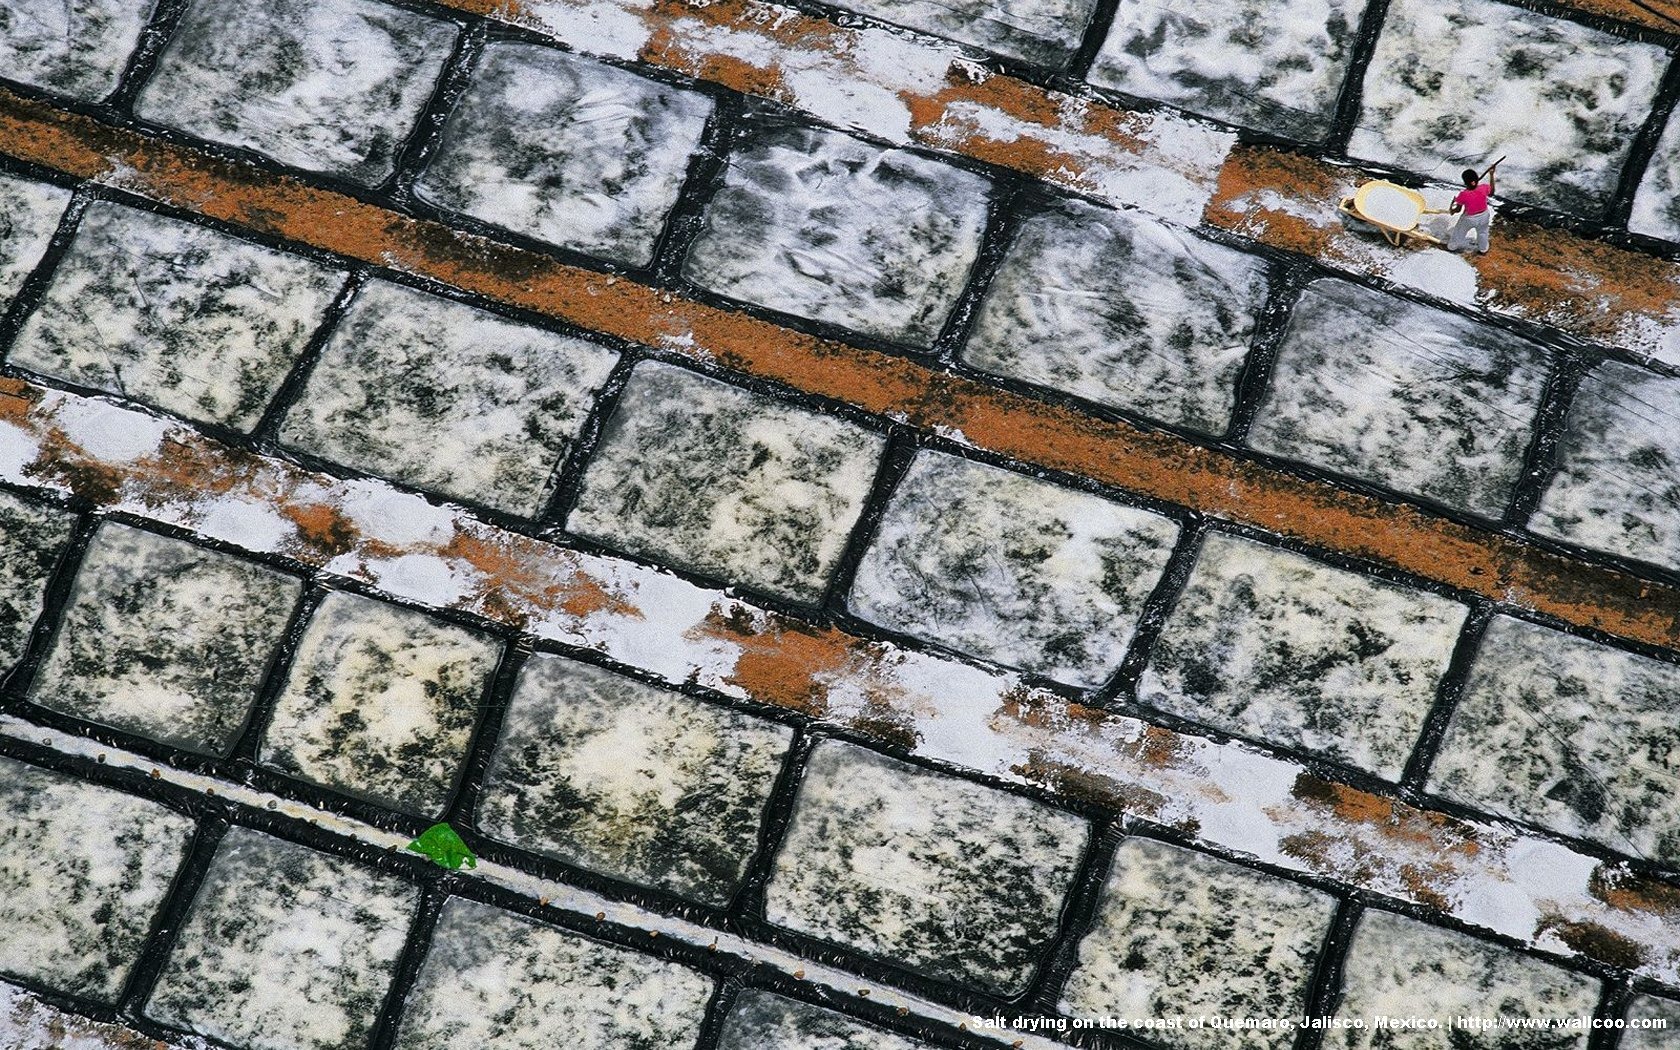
top-left (1450, 209), bottom-right (1491, 252)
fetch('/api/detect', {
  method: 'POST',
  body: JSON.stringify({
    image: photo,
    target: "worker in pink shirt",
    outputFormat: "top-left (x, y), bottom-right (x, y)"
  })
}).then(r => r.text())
top-left (1448, 157), bottom-right (1501, 254)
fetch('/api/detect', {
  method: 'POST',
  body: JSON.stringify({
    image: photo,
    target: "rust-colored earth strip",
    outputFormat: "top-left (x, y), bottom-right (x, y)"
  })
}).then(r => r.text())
top-left (1562, 0), bottom-right (1680, 33)
top-left (2, 89), bottom-right (1678, 654)
top-left (3, 379), bottom-right (1678, 983)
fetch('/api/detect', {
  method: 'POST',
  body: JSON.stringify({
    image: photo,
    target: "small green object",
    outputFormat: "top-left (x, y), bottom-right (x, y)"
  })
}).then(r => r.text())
top-left (408, 822), bottom-right (477, 870)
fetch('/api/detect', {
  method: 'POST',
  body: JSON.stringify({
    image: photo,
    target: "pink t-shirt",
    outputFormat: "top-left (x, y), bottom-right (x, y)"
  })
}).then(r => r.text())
top-left (1455, 184), bottom-right (1492, 215)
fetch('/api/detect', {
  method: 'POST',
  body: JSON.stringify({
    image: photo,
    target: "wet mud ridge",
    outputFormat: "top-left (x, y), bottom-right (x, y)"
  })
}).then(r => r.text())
top-left (1, 0), bottom-right (1679, 1047)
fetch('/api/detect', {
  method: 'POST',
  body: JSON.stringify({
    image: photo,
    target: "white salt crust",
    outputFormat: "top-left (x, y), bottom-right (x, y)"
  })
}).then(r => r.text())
top-left (2, 716), bottom-right (1071, 1050)
top-left (11, 201), bottom-right (344, 431)
top-left (0, 488), bottom-right (74, 676)
top-left (135, 0), bottom-right (458, 184)
top-left (280, 278), bottom-right (618, 516)
top-left (1429, 615), bottom-right (1680, 865)
top-left (720, 990), bottom-right (933, 1049)
top-left (963, 198), bottom-right (1271, 435)
top-left (0, 174), bottom-right (72, 308)
top-left (850, 449), bottom-right (1179, 686)
top-left (1621, 995), bottom-right (1680, 1050)
top-left (0, 979), bottom-right (209, 1049)
top-left (0, 0), bottom-right (155, 101)
top-left (396, 896), bottom-right (714, 1050)
top-left (767, 740), bottom-right (1088, 995)
top-left (0, 757), bottom-right (196, 1003)
top-left (431, 0), bottom-right (1237, 221)
top-left (1139, 531), bottom-right (1467, 778)
top-left (684, 126), bottom-right (991, 346)
top-left (1090, 0), bottom-right (1363, 140)
top-left (1248, 278), bottom-right (1553, 518)
top-left (1631, 111), bottom-right (1680, 241)
top-left (1530, 362), bottom-right (1680, 573)
top-left (567, 361), bottom-right (885, 604)
top-left (1061, 837), bottom-right (1336, 1050)
top-left (145, 828), bottom-right (416, 1050)
top-left (415, 42), bottom-right (714, 267)
top-left (1351, 0), bottom-right (1667, 214)
top-left (829, 0), bottom-right (1098, 67)
top-left (260, 589), bottom-right (503, 816)
top-left (29, 520), bottom-right (302, 757)
top-left (476, 653), bottom-right (793, 904)
top-left (1329, 909), bottom-right (1600, 1048)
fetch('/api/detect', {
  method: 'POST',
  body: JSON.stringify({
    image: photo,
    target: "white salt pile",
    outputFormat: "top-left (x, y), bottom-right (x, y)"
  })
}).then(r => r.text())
top-left (1360, 184), bottom-right (1421, 228)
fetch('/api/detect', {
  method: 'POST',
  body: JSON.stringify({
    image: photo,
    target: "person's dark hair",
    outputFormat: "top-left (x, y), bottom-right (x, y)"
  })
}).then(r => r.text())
top-left (1461, 168), bottom-right (1479, 186)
